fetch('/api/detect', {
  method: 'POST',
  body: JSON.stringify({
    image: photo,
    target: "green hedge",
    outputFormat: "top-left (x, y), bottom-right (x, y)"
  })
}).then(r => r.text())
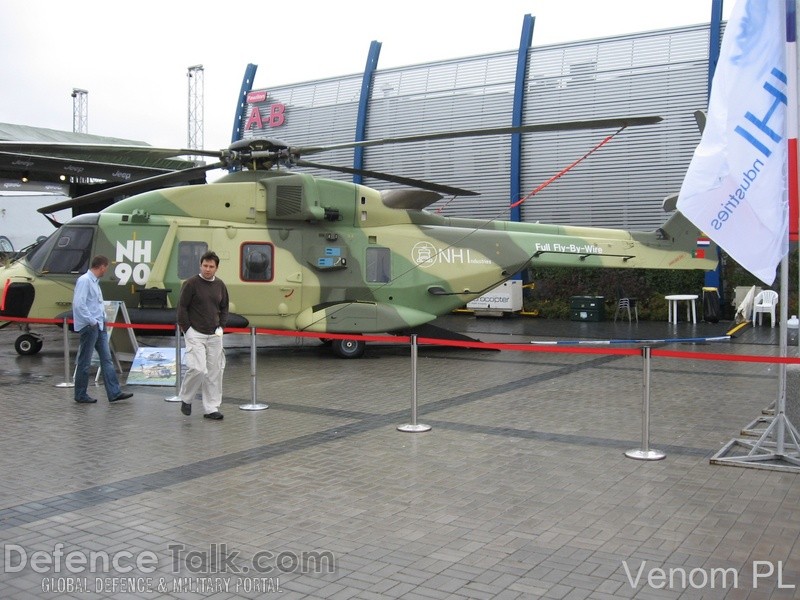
top-left (523, 249), bottom-right (797, 321)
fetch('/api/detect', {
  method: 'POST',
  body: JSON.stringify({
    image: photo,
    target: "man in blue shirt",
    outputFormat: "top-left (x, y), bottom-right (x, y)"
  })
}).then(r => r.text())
top-left (73, 255), bottom-right (133, 404)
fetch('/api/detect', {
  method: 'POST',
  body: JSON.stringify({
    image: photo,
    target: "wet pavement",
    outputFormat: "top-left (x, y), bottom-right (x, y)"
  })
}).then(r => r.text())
top-left (0, 313), bottom-right (798, 599)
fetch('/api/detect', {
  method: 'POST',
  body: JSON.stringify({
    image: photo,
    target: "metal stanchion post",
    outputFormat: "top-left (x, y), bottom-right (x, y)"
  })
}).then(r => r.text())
top-left (240, 327), bottom-right (268, 411)
top-left (625, 346), bottom-right (665, 460)
top-left (55, 317), bottom-right (74, 388)
top-left (165, 324), bottom-right (183, 402)
top-left (398, 334), bottom-right (431, 433)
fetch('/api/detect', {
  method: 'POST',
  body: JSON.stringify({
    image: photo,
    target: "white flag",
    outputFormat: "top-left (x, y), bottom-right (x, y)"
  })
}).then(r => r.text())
top-left (676, 0), bottom-right (788, 285)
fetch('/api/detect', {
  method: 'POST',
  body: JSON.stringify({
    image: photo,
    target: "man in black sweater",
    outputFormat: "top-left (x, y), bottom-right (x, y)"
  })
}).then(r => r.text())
top-left (177, 251), bottom-right (229, 420)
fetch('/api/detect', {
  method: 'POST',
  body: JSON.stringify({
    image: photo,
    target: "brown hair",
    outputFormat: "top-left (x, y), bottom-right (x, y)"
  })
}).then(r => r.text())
top-left (91, 255), bottom-right (109, 269)
top-left (200, 251), bottom-right (220, 266)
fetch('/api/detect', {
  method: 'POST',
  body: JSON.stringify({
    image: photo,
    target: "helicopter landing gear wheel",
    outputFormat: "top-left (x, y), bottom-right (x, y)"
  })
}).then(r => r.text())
top-left (331, 338), bottom-right (365, 359)
top-left (15, 333), bottom-right (43, 356)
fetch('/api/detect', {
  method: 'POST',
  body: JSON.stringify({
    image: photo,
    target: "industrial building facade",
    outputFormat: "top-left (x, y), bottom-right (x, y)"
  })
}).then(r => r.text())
top-left (238, 17), bottom-right (720, 232)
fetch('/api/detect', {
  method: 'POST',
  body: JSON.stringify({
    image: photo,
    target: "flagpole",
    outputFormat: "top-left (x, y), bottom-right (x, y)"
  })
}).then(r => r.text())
top-left (774, 0), bottom-right (796, 457)
top-left (711, 0), bottom-right (800, 471)
top-left (792, 0), bottom-right (800, 454)
top-left (777, 254), bottom-right (788, 456)
top-left (791, 0), bottom-right (800, 336)
top-left (778, 0), bottom-right (798, 457)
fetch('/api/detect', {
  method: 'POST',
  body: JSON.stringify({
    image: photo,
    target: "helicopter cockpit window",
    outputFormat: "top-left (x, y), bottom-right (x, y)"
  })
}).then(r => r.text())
top-left (0, 236), bottom-right (14, 262)
top-left (177, 242), bottom-right (208, 279)
top-left (241, 243), bottom-right (273, 282)
top-left (36, 227), bottom-right (94, 274)
top-left (366, 247), bottom-right (391, 283)
top-left (24, 233), bottom-right (58, 272)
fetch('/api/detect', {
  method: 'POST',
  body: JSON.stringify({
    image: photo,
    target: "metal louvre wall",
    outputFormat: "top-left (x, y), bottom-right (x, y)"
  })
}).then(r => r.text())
top-left (520, 25), bottom-right (711, 229)
top-left (365, 53), bottom-right (517, 217)
top-left (245, 24), bottom-right (713, 230)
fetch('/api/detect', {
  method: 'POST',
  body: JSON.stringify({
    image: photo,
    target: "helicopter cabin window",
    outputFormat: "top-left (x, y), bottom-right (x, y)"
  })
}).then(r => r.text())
top-left (366, 247), bottom-right (391, 283)
top-left (177, 242), bottom-right (208, 279)
top-left (37, 227), bottom-right (94, 274)
top-left (241, 243), bottom-right (273, 282)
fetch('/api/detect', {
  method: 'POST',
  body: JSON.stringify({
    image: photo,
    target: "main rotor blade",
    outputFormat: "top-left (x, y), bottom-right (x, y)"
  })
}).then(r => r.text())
top-left (294, 115), bottom-right (663, 156)
top-left (0, 150), bottom-right (174, 182)
top-left (37, 161), bottom-right (225, 214)
top-left (0, 141), bottom-right (220, 162)
top-left (296, 159), bottom-right (478, 197)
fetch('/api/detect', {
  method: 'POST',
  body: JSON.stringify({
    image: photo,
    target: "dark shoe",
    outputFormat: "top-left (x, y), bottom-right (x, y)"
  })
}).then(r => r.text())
top-left (110, 392), bottom-right (133, 402)
top-left (203, 412), bottom-right (224, 420)
top-left (75, 397), bottom-right (97, 404)
top-left (181, 402), bottom-right (192, 416)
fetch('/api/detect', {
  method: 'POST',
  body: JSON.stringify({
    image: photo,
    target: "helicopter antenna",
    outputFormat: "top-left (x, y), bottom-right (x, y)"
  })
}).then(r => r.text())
top-left (434, 195), bottom-right (458, 214)
top-left (509, 126), bottom-right (623, 210)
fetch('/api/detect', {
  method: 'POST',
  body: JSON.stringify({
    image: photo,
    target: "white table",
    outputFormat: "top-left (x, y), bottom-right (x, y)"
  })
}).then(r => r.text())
top-left (665, 294), bottom-right (698, 324)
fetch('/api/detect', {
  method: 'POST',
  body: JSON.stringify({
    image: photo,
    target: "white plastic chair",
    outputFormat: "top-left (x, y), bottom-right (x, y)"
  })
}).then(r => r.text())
top-left (752, 290), bottom-right (778, 327)
top-left (613, 297), bottom-right (638, 323)
top-left (613, 285), bottom-right (638, 323)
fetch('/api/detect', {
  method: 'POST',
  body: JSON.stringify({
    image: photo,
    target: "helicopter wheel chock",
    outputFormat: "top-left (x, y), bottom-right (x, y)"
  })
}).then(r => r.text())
top-left (331, 338), bottom-right (366, 359)
top-left (15, 333), bottom-right (44, 356)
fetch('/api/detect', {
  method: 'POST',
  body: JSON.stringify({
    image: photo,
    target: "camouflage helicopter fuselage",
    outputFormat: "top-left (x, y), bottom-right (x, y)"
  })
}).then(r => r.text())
top-left (0, 170), bottom-right (716, 337)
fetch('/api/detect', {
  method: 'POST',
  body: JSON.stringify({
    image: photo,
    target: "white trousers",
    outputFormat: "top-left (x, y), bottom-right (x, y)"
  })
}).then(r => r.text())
top-left (179, 327), bottom-right (225, 414)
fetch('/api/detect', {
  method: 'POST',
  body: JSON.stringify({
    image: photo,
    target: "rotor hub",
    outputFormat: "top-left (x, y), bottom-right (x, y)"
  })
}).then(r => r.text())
top-left (224, 138), bottom-right (296, 170)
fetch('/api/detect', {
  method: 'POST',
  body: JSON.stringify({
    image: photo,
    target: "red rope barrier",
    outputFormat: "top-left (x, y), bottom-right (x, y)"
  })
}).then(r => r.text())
top-left (651, 348), bottom-right (800, 364)
top-left (3, 315), bottom-right (797, 364)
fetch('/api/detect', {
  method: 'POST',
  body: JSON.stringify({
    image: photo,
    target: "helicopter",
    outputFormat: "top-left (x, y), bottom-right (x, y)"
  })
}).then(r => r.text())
top-left (0, 115), bottom-right (717, 358)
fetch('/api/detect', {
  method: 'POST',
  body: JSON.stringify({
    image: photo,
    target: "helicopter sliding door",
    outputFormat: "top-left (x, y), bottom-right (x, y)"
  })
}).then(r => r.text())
top-left (165, 227), bottom-right (304, 329)
top-left (233, 233), bottom-right (304, 328)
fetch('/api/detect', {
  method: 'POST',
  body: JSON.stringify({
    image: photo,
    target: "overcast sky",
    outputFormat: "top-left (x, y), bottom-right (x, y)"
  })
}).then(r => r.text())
top-left (1, 0), bottom-right (733, 152)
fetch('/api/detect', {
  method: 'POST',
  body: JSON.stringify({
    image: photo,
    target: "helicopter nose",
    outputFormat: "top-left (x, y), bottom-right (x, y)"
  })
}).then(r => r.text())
top-left (0, 280), bottom-right (34, 317)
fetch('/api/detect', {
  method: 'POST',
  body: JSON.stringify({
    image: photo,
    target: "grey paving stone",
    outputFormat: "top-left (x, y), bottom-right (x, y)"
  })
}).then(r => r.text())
top-left (0, 318), bottom-right (798, 599)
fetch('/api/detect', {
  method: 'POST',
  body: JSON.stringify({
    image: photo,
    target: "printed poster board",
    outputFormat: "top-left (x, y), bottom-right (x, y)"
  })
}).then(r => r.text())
top-left (106, 301), bottom-right (138, 363)
top-left (126, 347), bottom-right (186, 387)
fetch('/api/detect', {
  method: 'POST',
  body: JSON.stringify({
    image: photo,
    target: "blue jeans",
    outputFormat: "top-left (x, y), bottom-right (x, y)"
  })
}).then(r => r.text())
top-left (74, 324), bottom-right (123, 401)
